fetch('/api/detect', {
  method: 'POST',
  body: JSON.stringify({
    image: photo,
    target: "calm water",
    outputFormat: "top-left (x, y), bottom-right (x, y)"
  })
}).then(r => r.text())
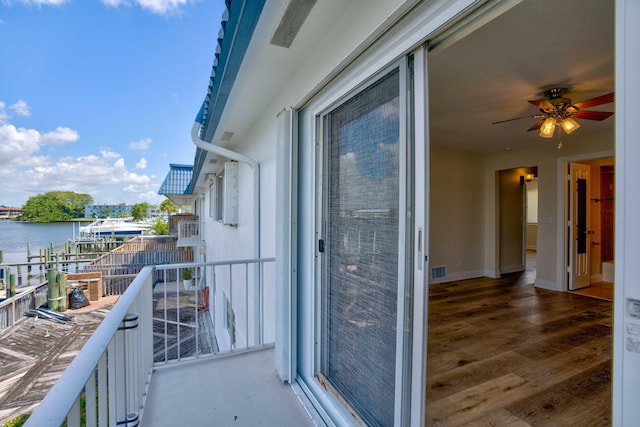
top-left (0, 221), bottom-right (85, 264)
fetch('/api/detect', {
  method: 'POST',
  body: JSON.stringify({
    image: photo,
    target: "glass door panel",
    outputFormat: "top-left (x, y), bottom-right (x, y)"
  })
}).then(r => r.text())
top-left (321, 68), bottom-right (401, 426)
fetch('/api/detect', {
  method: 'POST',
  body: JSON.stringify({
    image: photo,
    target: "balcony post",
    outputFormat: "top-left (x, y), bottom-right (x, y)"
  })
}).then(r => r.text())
top-left (116, 312), bottom-right (140, 426)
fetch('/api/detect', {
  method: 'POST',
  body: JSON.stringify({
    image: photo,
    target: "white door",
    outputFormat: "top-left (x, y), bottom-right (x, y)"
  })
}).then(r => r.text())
top-left (568, 162), bottom-right (591, 290)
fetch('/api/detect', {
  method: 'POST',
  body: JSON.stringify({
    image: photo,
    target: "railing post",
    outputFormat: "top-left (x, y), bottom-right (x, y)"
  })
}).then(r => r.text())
top-left (115, 312), bottom-right (140, 427)
top-left (98, 353), bottom-right (108, 426)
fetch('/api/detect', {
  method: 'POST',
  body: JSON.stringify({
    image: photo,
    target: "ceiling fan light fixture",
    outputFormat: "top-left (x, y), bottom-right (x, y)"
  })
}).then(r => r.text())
top-left (539, 117), bottom-right (556, 138)
top-left (560, 117), bottom-right (580, 134)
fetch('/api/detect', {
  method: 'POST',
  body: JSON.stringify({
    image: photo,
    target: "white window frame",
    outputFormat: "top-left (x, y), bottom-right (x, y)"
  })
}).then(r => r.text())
top-left (210, 161), bottom-right (239, 225)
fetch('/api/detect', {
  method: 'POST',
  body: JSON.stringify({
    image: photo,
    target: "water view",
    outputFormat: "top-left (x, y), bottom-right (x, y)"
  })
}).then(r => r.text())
top-left (0, 220), bottom-right (85, 264)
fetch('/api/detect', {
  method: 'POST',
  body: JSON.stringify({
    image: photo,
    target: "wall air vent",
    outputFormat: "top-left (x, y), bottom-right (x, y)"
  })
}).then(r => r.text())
top-left (270, 0), bottom-right (317, 48)
top-left (431, 265), bottom-right (447, 280)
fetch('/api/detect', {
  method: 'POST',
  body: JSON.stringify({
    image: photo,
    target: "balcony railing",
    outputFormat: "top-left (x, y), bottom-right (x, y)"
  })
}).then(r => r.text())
top-left (25, 257), bottom-right (275, 427)
top-left (0, 282), bottom-right (49, 330)
top-left (176, 219), bottom-right (203, 247)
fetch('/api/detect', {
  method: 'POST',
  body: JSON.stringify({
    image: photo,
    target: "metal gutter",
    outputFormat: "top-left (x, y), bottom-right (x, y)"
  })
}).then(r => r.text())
top-left (190, 122), bottom-right (260, 260)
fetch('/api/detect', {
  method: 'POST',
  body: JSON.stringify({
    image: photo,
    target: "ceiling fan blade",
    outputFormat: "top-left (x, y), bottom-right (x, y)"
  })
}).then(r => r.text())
top-left (492, 114), bottom-right (542, 124)
top-left (572, 110), bottom-right (615, 121)
top-left (527, 119), bottom-right (544, 131)
top-left (573, 92), bottom-right (614, 109)
top-left (528, 100), bottom-right (554, 110)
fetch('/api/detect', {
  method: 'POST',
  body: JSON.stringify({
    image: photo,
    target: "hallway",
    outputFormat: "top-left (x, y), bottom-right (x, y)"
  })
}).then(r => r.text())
top-left (426, 272), bottom-right (612, 426)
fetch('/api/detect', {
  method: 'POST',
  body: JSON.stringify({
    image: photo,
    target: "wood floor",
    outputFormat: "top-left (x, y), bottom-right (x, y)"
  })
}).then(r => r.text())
top-left (426, 272), bottom-right (612, 426)
top-left (570, 281), bottom-right (614, 301)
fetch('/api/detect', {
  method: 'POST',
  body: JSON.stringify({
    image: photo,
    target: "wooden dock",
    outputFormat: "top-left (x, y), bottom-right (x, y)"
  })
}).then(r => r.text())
top-left (0, 298), bottom-right (117, 424)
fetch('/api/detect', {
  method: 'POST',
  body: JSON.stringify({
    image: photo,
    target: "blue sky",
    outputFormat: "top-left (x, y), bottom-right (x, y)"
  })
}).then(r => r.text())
top-left (0, 0), bottom-right (225, 207)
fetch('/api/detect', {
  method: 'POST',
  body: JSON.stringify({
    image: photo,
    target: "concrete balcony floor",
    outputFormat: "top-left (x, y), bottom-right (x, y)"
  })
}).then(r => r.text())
top-left (142, 347), bottom-right (315, 427)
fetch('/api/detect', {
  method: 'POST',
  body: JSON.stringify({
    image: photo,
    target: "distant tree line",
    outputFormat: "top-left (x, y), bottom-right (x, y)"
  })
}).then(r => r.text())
top-left (19, 191), bottom-right (93, 222)
top-left (17, 191), bottom-right (178, 224)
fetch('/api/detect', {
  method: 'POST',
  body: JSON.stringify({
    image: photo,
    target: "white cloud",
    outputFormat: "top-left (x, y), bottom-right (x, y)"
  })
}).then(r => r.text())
top-left (100, 0), bottom-right (196, 15)
top-left (112, 158), bottom-right (150, 184)
top-left (0, 100), bottom-right (32, 123)
top-left (10, 100), bottom-right (31, 117)
top-left (128, 138), bottom-right (152, 150)
top-left (138, 190), bottom-right (164, 204)
top-left (99, 148), bottom-right (121, 158)
top-left (135, 157), bottom-right (148, 169)
top-left (123, 184), bottom-right (143, 193)
top-left (21, 150), bottom-right (151, 196)
top-left (0, 126), bottom-right (153, 205)
top-left (0, 124), bottom-right (40, 160)
top-left (42, 126), bottom-right (79, 144)
top-left (0, 101), bottom-right (160, 206)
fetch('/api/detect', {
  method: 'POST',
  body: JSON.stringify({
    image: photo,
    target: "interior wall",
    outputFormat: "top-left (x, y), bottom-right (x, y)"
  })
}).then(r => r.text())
top-left (429, 146), bottom-right (485, 282)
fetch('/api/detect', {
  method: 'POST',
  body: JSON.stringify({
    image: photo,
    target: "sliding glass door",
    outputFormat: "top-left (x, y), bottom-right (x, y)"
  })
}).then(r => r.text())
top-left (320, 67), bottom-right (402, 426)
top-left (309, 51), bottom-right (429, 425)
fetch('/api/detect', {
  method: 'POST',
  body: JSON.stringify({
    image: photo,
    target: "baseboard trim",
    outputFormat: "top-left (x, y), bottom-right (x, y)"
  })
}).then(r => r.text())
top-left (485, 269), bottom-right (501, 279)
top-left (535, 278), bottom-right (560, 291)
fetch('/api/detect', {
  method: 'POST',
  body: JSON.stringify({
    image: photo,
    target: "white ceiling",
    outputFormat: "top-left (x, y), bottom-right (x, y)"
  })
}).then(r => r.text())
top-left (428, 0), bottom-right (615, 153)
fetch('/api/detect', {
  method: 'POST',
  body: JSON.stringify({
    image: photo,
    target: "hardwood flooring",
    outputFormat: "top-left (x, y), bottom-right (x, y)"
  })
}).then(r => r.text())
top-left (570, 281), bottom-right (614, 301)
top-left (426, 272), bottom-right (612, 426)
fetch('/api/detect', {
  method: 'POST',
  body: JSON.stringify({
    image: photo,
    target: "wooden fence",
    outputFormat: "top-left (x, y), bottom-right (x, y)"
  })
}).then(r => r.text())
top-left (83, 236), bottom-right (193, 295)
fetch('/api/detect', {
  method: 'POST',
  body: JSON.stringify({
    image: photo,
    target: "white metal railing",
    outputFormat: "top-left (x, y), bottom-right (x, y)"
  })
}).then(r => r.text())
top-left (176, 220), bottom-right (203, 247)
top-left (25, 267), bottom-right (154, 427)
top-left (153, 258), bottom-right (275, 364)
top-left (0, 282), bottom-right (49, 330)
top-left (25, 258), bottom-right (275, 426)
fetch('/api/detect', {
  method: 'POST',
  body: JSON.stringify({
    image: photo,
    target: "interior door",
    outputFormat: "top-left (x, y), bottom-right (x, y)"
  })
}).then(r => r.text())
top-left (569, 162), bottom-right (591, 290)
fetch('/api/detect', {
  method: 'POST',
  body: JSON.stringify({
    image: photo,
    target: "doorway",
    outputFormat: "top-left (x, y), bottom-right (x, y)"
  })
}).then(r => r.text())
top-left (564, 157), bottom-right (615, 300)
top-left (498, 166), bottom-right (538, 282)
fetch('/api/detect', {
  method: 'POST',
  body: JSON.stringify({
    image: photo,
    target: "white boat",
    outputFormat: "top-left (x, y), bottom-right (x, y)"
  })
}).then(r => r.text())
top-left (79, 218), bottom-right (151, 237)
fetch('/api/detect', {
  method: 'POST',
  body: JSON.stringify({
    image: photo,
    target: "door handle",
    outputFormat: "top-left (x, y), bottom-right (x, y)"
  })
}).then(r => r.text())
top-left (417, 228), bottom-right (423, 271)
top-left (591, 241), bottom-right (600, 247)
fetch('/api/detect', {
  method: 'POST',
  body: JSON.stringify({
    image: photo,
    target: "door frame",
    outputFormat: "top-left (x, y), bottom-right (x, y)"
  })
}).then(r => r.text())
top-left (556, 149), bottom-right (614, 292)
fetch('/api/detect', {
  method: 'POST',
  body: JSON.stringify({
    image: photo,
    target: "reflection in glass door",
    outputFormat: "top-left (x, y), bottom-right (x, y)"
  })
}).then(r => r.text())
top-left (319, 67), bottom-right (405, 426)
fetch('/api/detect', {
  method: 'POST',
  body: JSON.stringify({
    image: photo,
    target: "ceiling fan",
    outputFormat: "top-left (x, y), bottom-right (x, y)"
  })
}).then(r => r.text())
top-left (493, 88), bottom-right (615, 142)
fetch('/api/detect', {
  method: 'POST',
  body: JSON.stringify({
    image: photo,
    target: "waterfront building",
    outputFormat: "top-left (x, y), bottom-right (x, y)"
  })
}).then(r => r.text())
top-left (0, 207), bottom-right (21, 219)
top-left (84, 203), bottom-right (132, 219)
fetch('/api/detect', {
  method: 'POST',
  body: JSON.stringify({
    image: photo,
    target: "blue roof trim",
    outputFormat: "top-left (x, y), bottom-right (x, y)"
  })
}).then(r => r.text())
top-left (158, 164), bottom-right (194, 195)
top-left (189, 0), bottom-right (266, 193)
